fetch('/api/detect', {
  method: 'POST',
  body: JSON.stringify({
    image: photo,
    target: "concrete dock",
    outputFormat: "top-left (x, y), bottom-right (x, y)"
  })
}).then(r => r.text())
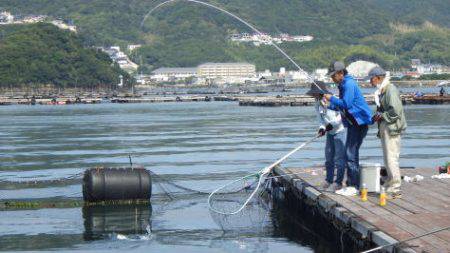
top-left (271, 166), bottom-right (450, 252)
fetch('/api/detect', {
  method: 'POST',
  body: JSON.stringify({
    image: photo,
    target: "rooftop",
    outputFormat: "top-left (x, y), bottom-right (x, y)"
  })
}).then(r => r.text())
top-left (198, 62), bottom-right (254, 67)
top-left (152, 67), bottom-right (197, 74)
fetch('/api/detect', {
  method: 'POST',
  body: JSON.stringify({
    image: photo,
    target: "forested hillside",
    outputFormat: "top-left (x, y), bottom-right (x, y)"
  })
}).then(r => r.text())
top-left (0, 23), bottom-right (130, 88)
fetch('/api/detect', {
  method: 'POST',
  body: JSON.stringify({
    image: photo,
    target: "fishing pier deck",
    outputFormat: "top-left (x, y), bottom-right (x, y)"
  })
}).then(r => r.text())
top-left (237, 94), bottom-right (450, 107)
top-left (272, 166), bottom-right (450, 252)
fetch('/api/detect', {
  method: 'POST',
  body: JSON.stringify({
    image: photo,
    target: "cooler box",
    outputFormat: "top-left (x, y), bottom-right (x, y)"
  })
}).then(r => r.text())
top-left (360, 163), bottom-right (381, 193)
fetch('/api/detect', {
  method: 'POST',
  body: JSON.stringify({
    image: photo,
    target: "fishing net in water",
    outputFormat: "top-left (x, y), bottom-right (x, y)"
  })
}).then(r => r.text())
top-left (150, 169), bottom-right (273, 232)
top-left (207, 172), bottom-right (274, 234)
top-left (149, 171), bottom-right (211, 200)
top-left (207, 172), bottom-right (265, 215)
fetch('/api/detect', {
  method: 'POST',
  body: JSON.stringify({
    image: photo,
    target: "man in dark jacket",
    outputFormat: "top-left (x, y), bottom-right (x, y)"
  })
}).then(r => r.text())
top-left (324, 61), bottom-right (372, 192)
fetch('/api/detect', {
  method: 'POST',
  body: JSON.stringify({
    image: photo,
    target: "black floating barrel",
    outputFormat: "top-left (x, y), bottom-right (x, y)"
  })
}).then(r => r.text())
top-left (83, 167), bottom-right (151, 202)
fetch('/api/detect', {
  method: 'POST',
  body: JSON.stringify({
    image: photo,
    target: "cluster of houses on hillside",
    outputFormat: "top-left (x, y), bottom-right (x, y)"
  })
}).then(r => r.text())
top-left (398, 59), bottom-right (450, 78)
top-left (230, 33), bottom-right (313, 46)
top-left (99, 46), bottom-right (139, 73)
top-left (0, 11), bottom-right (77, 32)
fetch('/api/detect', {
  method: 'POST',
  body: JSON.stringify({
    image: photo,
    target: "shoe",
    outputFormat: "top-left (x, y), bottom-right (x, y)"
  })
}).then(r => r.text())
top-left (321, 181), bottom-right (331, 190)
top-left (335, 186), bottom-right (358, 196)
top-left (330, 183), bottom-right (343, 191)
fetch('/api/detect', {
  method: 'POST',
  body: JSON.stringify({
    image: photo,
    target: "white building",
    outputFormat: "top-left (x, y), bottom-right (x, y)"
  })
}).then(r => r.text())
top-left (257, 69), bottom-right (272, 79)
top-left (0, 11), bottom-right (14, 24)
top-left (198, 62), bottom-right (256, 78)
top-left (151, 67), bottom-right (197, 82)
top-left (230, 33), bottom-right (313, 46)
top-left (288, 70), bottom-right (310, 82)
top-left (292, 35), bottom-right (314, 42)
top-left (313, 68), bottom-right (330, 82)
top-left (51, 20), bottom-right (77, 32)
top-left (127, 44), bottom-right (142, 52)
top-left (197, 62), bottom-right (257, 84)
top-left (416, 64), bottom-right (445, 75)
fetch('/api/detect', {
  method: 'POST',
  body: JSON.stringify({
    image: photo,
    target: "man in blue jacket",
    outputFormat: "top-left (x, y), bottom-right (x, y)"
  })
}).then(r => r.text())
top-left (324, 61), bottom-right (372, 193)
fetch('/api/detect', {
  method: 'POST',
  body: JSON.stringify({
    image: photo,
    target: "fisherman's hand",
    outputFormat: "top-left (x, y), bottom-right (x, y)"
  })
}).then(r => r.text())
top-left (372, 113), bottom-right (382, 123)
top-left (318, 128), bottom-right (326, 137)
top-left (325, 124), bottom-right (333, 132)
top-left (323, 94), bottom-right (332, 101)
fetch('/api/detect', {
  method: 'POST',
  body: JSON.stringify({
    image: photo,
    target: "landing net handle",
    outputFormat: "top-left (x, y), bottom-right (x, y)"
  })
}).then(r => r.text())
top-left (208, 135), bottom-right (320, 215)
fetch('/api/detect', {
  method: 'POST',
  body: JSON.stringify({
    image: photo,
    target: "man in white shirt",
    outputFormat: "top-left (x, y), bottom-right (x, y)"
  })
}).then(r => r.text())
top-left (307, 81), bottom-right (346, 191)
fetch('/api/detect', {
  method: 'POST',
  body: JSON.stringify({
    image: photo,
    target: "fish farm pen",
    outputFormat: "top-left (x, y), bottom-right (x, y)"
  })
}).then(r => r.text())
top-left (270, 166), bottom-right (450, 253)
top-left (0, 94), bottom-right (449, 106)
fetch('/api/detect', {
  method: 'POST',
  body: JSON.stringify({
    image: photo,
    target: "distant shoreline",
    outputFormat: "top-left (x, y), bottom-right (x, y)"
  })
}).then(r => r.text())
top-left (1, 93), bottom-right (448, 107)
top-left (0, 79), bottom-right (447, 96)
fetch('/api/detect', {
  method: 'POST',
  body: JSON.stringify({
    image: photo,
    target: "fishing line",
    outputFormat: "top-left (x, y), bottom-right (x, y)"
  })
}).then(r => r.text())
top-left (141, 0), bottom-right (338, 215)
top-left (140, 0), bottom-right (328, 93)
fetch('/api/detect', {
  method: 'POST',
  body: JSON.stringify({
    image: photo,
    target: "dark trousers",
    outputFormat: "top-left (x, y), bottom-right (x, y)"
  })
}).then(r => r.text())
top-left (345, 124), bottom-right (368, 188)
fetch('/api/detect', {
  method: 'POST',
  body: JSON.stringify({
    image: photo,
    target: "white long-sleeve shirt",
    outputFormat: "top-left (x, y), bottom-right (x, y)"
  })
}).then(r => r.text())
top-left (315, 100), bottom-right (345, 135)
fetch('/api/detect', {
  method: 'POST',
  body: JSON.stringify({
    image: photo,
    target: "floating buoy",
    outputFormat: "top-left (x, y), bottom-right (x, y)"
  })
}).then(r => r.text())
top-left (82, 167), bottom-right (152, 202)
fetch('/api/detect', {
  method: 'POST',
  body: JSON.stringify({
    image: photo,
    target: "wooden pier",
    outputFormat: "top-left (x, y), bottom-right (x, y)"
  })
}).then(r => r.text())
top-left (111, 95), bottom-right (212, 103)
top-left (238, 94), bottom-right (449, 107)
top-left (272, 166), bottom-right (450, 252)
top-left (1, 94), bottom-right (448, 106)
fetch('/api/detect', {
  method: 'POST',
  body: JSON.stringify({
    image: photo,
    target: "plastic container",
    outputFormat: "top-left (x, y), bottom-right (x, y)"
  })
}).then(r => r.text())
top-left (379, 186), bottom-right (386, 206)
top-left (83, 167), bottom-right (152, 202)
top-left (360, 183), bottom-right (368, 202)
top-left (360, 163), bottom-right (381, 193)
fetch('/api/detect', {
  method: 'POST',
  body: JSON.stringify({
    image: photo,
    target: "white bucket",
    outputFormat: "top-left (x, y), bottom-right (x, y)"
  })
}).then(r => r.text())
top-left (360, 163), bottom-right (381, 193)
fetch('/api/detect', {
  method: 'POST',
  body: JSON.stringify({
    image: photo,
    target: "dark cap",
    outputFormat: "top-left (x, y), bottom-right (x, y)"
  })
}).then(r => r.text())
top-left (306, 81), bottom-right (331, 96)
top-left (327, 61), bottom-right (346, 76)
top-left (368, 66), bottom-right (386, 79)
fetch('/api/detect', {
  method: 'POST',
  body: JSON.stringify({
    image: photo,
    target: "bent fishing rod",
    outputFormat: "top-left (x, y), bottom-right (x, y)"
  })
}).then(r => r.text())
top-left (141, 0), bottom-right (328, 94)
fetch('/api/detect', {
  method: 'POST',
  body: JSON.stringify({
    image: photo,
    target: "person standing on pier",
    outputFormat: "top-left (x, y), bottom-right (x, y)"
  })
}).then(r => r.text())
top-left (369, 66), bottom-right (407, 199)
top-left (324, 61), bottom-right (372, 195)
top-left (306, 81), bottom-right (346, 191)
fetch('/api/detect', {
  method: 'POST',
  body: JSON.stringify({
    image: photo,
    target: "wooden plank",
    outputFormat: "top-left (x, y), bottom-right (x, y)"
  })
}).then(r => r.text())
top-left (328, 194), bottom-right (438, 252)
top-left (334, 194), bottom-right (446, 251)
top-left (280, 167), bottom-right (450, 252)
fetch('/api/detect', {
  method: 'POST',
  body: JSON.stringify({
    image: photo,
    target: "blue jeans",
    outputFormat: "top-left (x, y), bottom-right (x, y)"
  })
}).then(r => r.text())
top-left (325, 130), bottom-right (347, 185)
top-left (345, 124), bottom-right (368, 188)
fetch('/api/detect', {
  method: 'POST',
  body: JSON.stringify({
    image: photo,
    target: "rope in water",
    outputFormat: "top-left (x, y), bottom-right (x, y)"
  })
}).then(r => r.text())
top-left (361, 225), bottom-right (450, 253)
top-left (208, 135), bottom-right (320, 215)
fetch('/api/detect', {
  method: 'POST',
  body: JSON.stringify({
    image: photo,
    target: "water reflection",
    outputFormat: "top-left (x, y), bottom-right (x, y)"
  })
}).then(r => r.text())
top-left (82, 204), bottom-right (152, 241)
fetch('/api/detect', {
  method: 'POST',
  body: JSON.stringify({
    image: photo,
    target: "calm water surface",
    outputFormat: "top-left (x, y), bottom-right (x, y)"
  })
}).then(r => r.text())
top-left (0, 100), bottom-right (449, 252)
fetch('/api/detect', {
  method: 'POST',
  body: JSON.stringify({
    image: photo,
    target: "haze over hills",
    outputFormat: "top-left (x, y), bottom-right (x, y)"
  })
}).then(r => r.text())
top-left (1, 0), bottom-right (450, 73)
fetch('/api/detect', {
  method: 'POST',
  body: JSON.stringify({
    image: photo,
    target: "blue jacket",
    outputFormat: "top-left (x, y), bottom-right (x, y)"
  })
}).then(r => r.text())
top-left (329, 75), bottom-right (372, 127)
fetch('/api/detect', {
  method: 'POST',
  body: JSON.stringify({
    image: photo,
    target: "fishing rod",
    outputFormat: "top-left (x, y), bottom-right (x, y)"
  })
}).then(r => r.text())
top-left (141, 0), bottom-right (328, 94)
top-left (141, 0), bottom-right (359, 127)
top-left (142, 1), bottom-right (349, 215)
top-left (361, 225), bottom-right (450, 253)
